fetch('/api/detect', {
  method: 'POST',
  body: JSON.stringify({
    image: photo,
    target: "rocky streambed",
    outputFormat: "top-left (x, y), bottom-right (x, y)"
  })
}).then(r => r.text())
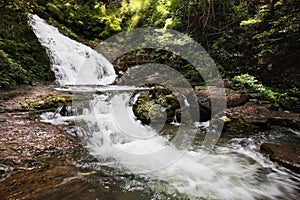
top-left (0, 84), bottom-right (83, 198)
top-left (0, 84), bottom-right (152, 199)
top-left (1, 83), bottom-right (300, 199)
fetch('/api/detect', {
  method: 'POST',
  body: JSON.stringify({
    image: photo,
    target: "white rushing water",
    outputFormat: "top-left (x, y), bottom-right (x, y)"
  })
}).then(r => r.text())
top-left (28, 14), bottom-right (116, 86)
top-left (32, 15), bottom-right (300, 199)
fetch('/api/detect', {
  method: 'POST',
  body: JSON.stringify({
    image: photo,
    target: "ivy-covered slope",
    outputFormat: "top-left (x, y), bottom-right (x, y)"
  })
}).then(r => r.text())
top-left (0, 9), bottom-right (53, 87)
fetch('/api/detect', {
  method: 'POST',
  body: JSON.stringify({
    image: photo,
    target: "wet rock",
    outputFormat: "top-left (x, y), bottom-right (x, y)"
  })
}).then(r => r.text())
top-left (0, 84), bottom-right (73, 112)
top-left (224, 103), bottom-right (270, 135)
top-left (0, 163), bottom-right (111, 200)
top-left (0, 112), bottom-right (79, 178)
top-left (268, 112), bottom-right (300, 130)
top-left (260, 143), bottom-right (300, 173)
top-left (195, 86), bottom-right (248, 121)
top-left (59, 105), bottom-right (73, 116)
top-left (133, 86), bottom-right (249, 124)
top-left (224, 102), bottom-right (300, 135)
top-left (0, 162), bottom-right (149, 200)
top-left (133, 86), bottom-right (180, 124)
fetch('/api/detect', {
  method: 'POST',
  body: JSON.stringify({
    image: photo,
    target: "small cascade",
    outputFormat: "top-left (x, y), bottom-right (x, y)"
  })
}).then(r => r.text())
top-left (182, 94), bottom-right (190, 108)
top-left (170, 110), bottom-right (181, 126)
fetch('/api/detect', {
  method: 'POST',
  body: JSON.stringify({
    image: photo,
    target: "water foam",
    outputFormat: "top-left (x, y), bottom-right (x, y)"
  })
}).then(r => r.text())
top-left (78, 92), bottom-right (300, 200)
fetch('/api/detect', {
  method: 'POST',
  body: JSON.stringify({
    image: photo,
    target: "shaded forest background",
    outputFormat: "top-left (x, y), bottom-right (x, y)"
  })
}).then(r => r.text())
top-left (0, 0), bottom-right (299, 110)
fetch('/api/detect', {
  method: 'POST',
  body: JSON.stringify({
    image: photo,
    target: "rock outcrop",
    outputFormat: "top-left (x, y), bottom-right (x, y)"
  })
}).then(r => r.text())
top-left (133, 86), bottom-right (249, 124)
top-left (133, 85), bottom-right (300, 136)
top-left (195, 86), bottom-right (249, 121)
top-left (224, 102), bottom-right (300, 135)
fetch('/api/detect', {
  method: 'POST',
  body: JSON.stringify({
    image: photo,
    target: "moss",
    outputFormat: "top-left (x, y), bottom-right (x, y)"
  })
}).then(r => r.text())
top-left (133, 86), bottom-right (180, 124)
top-left (0, 9), bottom-right (54, 88)
top-left (20, 94), bottom-right (72, 111)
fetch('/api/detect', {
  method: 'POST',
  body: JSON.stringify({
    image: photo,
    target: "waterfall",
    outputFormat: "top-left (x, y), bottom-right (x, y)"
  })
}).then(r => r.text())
top-left (28, 14), bottom-right (116, 86)
top-left (32, 15), bottom-right (300, 200)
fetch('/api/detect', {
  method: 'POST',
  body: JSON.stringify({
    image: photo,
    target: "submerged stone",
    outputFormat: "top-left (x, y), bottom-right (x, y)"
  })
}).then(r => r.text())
top-left (261, 143), bottom-right (300, 173)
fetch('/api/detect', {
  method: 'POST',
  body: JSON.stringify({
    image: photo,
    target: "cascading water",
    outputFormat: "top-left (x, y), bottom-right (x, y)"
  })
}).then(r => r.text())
top-left (30, 15), bottom-right (300, 199)
top-left (28, 14), bottom-right (116, 86)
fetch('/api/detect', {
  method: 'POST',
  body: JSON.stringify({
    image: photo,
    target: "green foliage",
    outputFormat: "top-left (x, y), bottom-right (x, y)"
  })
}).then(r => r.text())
top-left (119, 0), bottom-right (181, 29)
top-left (0, 9), bottom-right (53, 87)
top-left (30, 0), bottom-right (124, 43)
top-left (237, 0), bottom-right (300, 85)
top-left (1, 0), bottom-right (299, 91)
top-left (209, 33), bottom-right (247, 74)
top-left (146, 0), bottom-right (300, 89)
top-left (240, 19), bottom-right (261, 26)
top-left (233, 74), bottom-right (300, 111)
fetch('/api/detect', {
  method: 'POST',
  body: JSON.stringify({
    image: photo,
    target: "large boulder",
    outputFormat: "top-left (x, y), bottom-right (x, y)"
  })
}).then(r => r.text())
top-left (195, 86), bottom-right (249, 121)
top-left (132, 86), bottom-right (180, 124)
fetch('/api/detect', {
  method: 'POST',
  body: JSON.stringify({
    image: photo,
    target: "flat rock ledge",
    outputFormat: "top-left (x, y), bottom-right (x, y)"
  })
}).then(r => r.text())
top-left (0, 84), bottom-right (78, 181)
top-left (260, 143), bottom-right (300, 173)
top-left (0, 112), bottom-right (79, 179)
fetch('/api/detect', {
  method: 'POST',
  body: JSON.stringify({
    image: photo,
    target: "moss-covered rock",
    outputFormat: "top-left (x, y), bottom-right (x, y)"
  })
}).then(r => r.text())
top-left (133, 86), bottom-right (180, 124)
top-left (20, 93), bottom-right (72, 111)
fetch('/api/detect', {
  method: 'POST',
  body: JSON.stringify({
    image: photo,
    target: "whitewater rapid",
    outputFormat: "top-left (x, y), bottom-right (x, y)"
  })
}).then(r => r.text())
top-left (42, 91), bottom-right (300, 199)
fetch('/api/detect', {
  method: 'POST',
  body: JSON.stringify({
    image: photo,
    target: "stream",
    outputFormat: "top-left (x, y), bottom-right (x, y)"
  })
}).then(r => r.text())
top-left (29, 14), bottom-right (300, 199)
